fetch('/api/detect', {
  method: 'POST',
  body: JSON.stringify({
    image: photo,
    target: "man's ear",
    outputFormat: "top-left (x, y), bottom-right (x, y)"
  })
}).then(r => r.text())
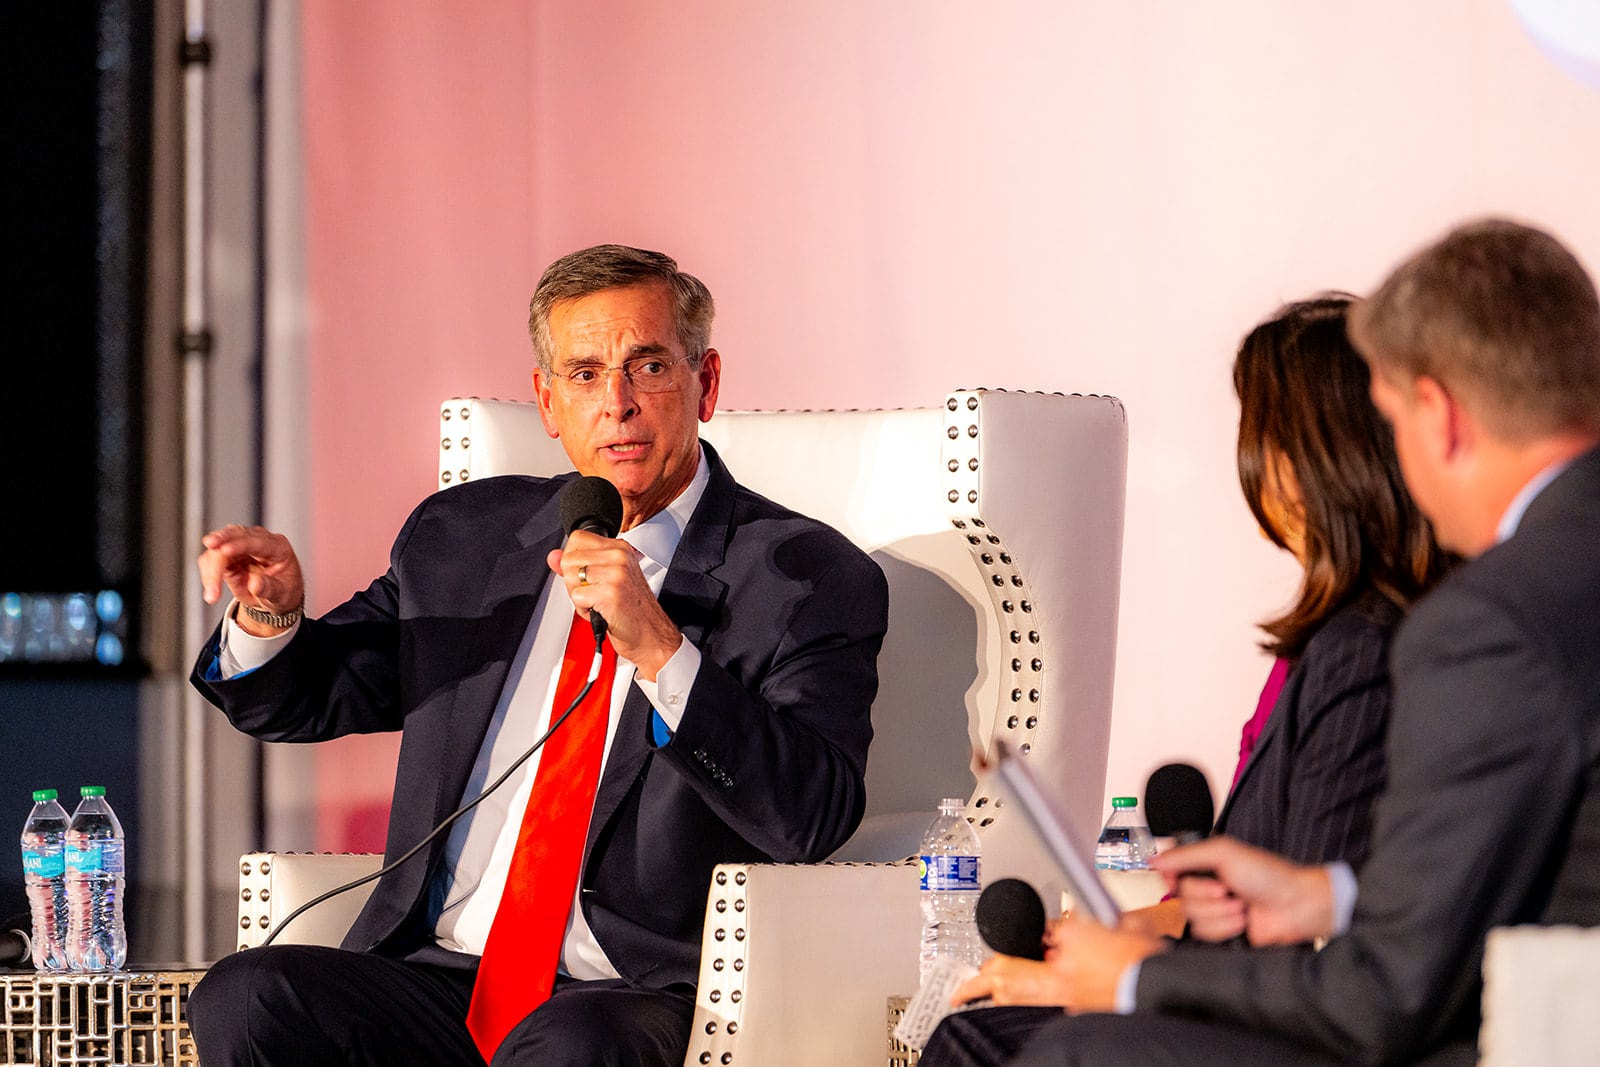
top-left (695, 349), bottom-right (722, 423)
top-left (1411, 375), bottom-right (1467, 462)
top-left (532, 369), bottom-right (561, 439)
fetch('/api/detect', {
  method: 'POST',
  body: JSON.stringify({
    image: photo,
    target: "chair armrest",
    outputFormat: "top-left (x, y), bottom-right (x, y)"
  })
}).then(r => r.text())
top-left (683, 861), bottom-right (921, 1067)
top-left (236, 851), bottom-right (383, 952)
top-left (1478, 924), bottom-right (1600, 1066)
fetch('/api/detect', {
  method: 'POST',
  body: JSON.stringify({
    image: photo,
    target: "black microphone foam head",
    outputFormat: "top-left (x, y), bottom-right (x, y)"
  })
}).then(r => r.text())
top-left (1144, 762), bottom-right (1215, 840)
top-left (975, 877), bottom-right (1046, 960)
top-left (0, 912), bottom-right (30, 967)
top-left (558, 475), bottom-right (624, 538)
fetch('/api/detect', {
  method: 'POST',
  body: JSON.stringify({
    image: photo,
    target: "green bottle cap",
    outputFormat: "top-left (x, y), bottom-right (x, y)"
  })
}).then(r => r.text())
top-left (80, 786), bottom-right (106, 797)
top-left (1112, 796), bottom-right (1137, 809)
top-left (32, 789), bottom-right (58, 803)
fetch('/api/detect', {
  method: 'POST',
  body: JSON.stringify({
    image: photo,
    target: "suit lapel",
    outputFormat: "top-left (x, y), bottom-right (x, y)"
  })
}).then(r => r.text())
top-left (1215, 669), bottom-right (1298, 830)
top-left (431, 488), bottom-right (569, 831)
top-left (587, 444), bottom-right (734, 839)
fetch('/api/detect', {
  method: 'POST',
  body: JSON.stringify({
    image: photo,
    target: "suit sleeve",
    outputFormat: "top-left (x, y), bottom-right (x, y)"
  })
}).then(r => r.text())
top-left (656, 536), bottom-right (888, 864)
top-left (1136, 586), bottom-right (1589, 1065)
top-left (188, 502), bottom-right (425, 742)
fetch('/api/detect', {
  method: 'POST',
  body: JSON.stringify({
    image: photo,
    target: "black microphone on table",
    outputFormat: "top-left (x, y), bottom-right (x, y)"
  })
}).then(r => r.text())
top-left (556, 475), bottom-right (624, 642)
top-left (0, 913), bottom-right (32, 967)
top-left (974, 764), bottom-right (1219, 961)
top-left (976, 878), bottom-right (1047, 960)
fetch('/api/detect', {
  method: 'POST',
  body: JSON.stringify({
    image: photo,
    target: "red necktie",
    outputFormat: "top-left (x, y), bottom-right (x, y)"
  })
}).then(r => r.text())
top-left (466, 612), bottom-right (617, 1060)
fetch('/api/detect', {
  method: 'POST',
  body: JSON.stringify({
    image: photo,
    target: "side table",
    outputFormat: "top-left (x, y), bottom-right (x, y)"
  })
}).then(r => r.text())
top-left (1, 967), bottom-right (205, 1066)
top-left (887, 995), bottom-right (920, 1066)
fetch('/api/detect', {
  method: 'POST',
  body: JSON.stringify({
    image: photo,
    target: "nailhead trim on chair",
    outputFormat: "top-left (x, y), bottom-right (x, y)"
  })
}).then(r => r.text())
top-left (439, 401), bottom-right (474, 485)
top-left (935, 387), bottom-right (1126, 829)
top-left (685, 860), bottom-right (917, 1066)
top-left (942, 389), bottom-right (1043, 828)
top-left (690, 864), bottom-right (748, 1065)
top-left (237, 851), bottom-right (382, 952)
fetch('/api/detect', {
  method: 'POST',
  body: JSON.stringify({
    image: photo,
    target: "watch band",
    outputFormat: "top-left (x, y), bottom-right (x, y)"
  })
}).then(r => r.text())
top-left (240, 601), bottom-right (305, 629)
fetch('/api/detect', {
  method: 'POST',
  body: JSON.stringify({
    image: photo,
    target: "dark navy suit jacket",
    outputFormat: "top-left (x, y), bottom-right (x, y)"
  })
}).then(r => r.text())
top-left (192, 442), bottom-right (889, 991)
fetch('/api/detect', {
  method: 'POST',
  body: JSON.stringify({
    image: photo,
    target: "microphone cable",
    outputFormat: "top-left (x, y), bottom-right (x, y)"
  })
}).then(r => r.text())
top-left (261, 632), bottom-right (605, 947)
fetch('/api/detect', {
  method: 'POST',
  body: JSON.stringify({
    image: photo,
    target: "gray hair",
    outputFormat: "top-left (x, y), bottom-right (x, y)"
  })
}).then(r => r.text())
top-left (528, 244), bottom-right (715, 373)
top-left (1349, 218), bottom-right (1600, 440)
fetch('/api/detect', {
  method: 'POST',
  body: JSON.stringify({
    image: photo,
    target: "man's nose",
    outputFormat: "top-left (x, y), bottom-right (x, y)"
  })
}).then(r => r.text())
top-left (599, 365), bottom-right (639, 416)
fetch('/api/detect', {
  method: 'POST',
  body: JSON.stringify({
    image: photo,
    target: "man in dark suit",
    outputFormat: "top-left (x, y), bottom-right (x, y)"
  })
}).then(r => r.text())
top-left (184, 245), bottom-right (889, 1066)
top-left (972, 219), bottom-right (1600, 1066)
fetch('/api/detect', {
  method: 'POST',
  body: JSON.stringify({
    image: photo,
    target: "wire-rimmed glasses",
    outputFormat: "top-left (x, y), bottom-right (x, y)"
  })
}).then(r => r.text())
top-left (545, 353), bottom-right (700, 400)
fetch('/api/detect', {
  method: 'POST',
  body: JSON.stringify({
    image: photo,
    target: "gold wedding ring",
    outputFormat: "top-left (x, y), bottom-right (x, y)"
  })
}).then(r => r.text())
top-left (578, 565), bottom-right (589, 586)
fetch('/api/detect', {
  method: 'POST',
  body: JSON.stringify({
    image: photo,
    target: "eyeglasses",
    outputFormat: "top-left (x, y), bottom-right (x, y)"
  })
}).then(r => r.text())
top-left (546, 353), bottom-right (700, 399)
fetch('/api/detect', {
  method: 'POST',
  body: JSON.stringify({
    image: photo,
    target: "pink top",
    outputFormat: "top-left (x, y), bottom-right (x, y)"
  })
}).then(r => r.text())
top-left (1160, 657), bottom-right (1293, 904)
top-left (1230, 656), bottom-right (1291, 793)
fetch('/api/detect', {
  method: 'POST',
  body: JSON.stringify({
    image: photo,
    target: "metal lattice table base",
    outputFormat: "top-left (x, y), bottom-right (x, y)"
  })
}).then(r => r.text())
top-left (888, 996), bottom-right (921, 1066)
top-left (1, 969), bottom-right (203, 1066)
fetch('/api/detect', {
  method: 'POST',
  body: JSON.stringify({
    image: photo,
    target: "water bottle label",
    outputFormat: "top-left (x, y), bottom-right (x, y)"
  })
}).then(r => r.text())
top-left (919, 854), bottom-right (980, 891)
top-left (66, 841), bottom-right (123, 874)
top-left (22, 849), bottom-right (66, 878)
top-left (67, 843), bottom-right (101, 872)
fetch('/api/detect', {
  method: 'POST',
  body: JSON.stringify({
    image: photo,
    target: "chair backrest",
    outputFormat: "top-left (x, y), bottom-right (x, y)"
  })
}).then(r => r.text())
top-left (437, 389), bottom-right (1127, 893)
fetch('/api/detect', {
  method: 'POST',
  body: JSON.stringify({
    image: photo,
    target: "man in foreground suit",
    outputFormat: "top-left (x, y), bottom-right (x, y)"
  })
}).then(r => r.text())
top-left (977, 219), bottom-right (1600, 1065)
top-left (184, 245), bottom-right (889, 1066)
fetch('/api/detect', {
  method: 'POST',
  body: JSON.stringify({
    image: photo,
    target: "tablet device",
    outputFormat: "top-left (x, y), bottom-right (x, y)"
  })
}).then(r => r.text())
top-left (984, 740), bottom-right (1122, 926)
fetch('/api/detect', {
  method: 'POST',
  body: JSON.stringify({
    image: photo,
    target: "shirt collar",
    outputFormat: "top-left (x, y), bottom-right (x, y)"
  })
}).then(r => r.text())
top-left (1495, 458), bottom-right (1571, 543)
top-left (617, 443), bottom-right (710, 572)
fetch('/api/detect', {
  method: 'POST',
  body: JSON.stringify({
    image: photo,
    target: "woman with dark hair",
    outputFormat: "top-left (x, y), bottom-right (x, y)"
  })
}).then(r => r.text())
top-left (916, 294), bottom-right (1450, 1067)
top-left (1206, 293), bottom-right (1450, 873)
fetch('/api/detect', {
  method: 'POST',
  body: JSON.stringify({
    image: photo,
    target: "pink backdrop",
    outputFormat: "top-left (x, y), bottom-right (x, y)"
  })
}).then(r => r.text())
top-left (294, 0), bottom-right (1600, 850)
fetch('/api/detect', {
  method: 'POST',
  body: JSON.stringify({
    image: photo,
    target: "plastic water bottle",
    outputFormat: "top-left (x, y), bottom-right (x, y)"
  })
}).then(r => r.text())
top-left (918, 797), bottom-right (982, 983)
top-left (21, 789), bottom-right (70, 971)
top-left (1094, 796), bottom-right (1156, 870)
top-left (64, 786), bottom-right (126, 971)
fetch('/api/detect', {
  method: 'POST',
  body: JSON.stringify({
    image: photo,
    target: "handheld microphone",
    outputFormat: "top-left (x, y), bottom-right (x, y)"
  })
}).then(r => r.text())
top-left (1145, 761), bottom-right (1227, 904)
top-left (975, 877), bottom-right (1047, 961)
top-left (1145, 762), bottom-right (1215, 844)
top-left (263, 478), bottom-right (623, 949)
top-left (556, 475), bottom-right (624, 641)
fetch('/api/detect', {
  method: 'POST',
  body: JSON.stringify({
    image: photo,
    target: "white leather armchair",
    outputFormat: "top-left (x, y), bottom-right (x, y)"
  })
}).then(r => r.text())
top-left (238, 388), bottom-right (1130, 1066)
top-left (1477, 924), bottom-right (1600, 1066)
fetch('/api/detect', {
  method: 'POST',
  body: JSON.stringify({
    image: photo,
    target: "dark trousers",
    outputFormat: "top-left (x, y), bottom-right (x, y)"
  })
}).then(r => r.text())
top-left (1007, 1012), bottom-right (1477, 1067)
top-left (1004, 1013), bottom-right (1341, 1066)
top-left (187, 944), bottom-right (696, 1067)
top-left (918, 1006), bottom-right (1064, 1067)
